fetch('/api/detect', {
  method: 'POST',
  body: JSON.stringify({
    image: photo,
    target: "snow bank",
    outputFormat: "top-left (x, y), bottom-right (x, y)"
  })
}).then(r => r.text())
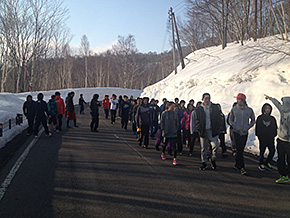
top-left (141, 36), bottom-right (290, 156)
top-left (0, 87), bottom-right (142, 148)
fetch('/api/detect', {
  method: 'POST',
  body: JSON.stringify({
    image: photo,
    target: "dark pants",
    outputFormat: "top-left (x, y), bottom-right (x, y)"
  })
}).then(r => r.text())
top-left (219, 133), bottom-right (227, 153)
top-left (230, 129), bottom-right (236, 150)
top-left (121, 116), bottom-right (129, 129)
top-left (132, 121), bottom-right (137, 133)
top-left (27, 116), bottom-right (34, 134)
top-left (57, 114), bottom-right (63, 130)
top-left (80, 105), bottom-right (84, 114)
top-left (139, 124), bottom-right (150, 147)
top-left (34, 116), bottom-right (49, 136)
top-left (182, 127), bottom-right (187, 144)
top-left (111, 110), bottom-right (116, 123)
top-left (163, 137), bottom-right (177, 158)
top-left (155, 128), bottom-right (162, 147)
top-left (234, 132), bottom-right (248, 169)
top-left (177, 130), bottom-right (182, 153)
top-left (90, 112), bottom-right (99, 131)
top-left (259, 137), bottom-right (275, 165)
top-left (189, 131), bottom-right (199, 154)
top-left (150, 121), bottom-right (158, 138)
top-left (104, 109), bottom-right (109, 119)
top-left (277, 139), bottom-right (290, 176)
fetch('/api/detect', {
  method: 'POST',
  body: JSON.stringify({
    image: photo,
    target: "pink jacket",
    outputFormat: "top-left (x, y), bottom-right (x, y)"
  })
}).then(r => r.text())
top-left (181, 111), bottom-right (192, 130)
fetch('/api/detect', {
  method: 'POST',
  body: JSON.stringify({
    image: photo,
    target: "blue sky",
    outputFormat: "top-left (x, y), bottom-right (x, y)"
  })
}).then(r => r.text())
top-left (62, 0), bottom-right (187, 54)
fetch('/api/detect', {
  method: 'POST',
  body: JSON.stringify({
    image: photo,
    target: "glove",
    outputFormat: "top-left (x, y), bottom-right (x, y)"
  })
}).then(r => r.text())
top-left (137, 128), bottom-right (141, 133)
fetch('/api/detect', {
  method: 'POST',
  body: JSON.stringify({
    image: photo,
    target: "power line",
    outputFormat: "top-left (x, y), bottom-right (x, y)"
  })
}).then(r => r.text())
top-left (173, 0), bottom-right (185, 9)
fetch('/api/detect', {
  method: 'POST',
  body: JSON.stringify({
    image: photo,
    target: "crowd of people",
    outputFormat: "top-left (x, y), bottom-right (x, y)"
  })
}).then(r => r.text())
top-left (22, 91), bottom-right (290, 184)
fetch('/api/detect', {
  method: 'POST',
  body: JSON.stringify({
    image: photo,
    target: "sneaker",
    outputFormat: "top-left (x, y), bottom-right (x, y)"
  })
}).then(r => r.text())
top-left (265, 163), bottom-right (273, 171)
top-left (240, 168), bottom-right (247, 175)
top-left (199, 162), bottom-right (207, 171)
top-left (189, 153), bottom-right (193, 157)
top-left (46, 132), bottom-right (52, 137)
top-left (276, 176), bottom-right (290, 184)
top-left (26, 132), bottom-right (31, 136)
top-left (211, 159), bottom-right (217, 170)
top-left (258, 164), bottom-right (265, 171)
top-left (232, 149), bottom-right (237, 157)
top-left (34, 135), bottom-right (38, 139)
top-left (173, 159), bottom-right (179, 165)
top-left (161, 153), bottom-right (167, 160)
top-left (178, 152), bottom-right (183, 156)
top-left (155, 146), bottom-right (160, 151)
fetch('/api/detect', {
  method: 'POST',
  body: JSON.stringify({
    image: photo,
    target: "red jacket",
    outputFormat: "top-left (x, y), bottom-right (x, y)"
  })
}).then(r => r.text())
top-left (102, 97), bottom-right (110, 109)
top-left (55, 95), bottom-right (65, 114)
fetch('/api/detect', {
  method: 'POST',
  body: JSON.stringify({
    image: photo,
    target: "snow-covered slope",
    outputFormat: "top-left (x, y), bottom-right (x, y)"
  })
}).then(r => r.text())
top-left (0, 87), bottom-right (142, 148)
top-left (142, 36), bottom-right (290, 156)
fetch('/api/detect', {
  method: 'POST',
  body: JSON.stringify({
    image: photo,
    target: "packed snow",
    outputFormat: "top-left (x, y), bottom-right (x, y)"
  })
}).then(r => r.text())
top-left (141, 36), bottom-right (290, 157)
top-left (0, 88), bottom-right (142, 148)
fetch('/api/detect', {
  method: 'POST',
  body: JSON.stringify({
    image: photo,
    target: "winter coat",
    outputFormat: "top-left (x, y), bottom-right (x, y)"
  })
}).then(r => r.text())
top-left (269, 97), bottom-right (290, 142)
top-left (110, 99), bottom-right (119, 110)
top-left (151, 104), bottom-right (160, 123)
top-left (229, 104), bottom-right (255, 136)
top-left (255, 103), bottom-right (277, 140)
top-left (35, 100), bottom-right (48, 119)
top-left (132, 104), bottom-right (140, 121)
top-left (177, 109), bottom-right (185, 131)
top-left (79, 97), bottom-right (86, 106)
top-left (47, 99), bottom-right (58, 116)
top-left (66, 96), bottom-right (75, 112)
top-left (120, 101), bottom-right (131, 119)
top-left (161, 110), bottom-right (179, 138)
top-left (181, 111), bottom-right (192, 130)
top-left (136, 103), bottom-right (152, 128)
top-left (102, 97), bottom-right (110, 109)
top-left (195, 103), bottom-right (222, 138)
top-left (220, 112), bottom-right (227, 134)
top-left (90, 98), bottom-right (101, 114)
top-left (190, 110), bottom-right (198, 134)
top-left (23, 100), bottom-right (35, 118)
top-left (55, 95), bottom-right (65, 115)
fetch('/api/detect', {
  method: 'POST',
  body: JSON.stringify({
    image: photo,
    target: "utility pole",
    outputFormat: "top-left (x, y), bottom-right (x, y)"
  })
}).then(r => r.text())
top-left (172, 11), bottom-right (185, 69)
top-left (169, 7), bottom-right (177, 75)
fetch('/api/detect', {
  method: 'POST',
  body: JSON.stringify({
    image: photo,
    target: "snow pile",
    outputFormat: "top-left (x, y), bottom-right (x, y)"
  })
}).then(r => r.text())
top-left (0, 87), bottom-right (142, 148)
top-left (141, 36), bottom-right (290, 156)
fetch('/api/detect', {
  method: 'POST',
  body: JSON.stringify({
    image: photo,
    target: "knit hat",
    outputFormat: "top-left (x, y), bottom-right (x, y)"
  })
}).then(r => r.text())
top-left (236, 93), bottom-right (246, 100)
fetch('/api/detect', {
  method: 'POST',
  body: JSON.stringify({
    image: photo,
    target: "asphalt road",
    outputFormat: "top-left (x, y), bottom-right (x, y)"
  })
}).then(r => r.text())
top-left (0, 108), bottom-right (289, 218)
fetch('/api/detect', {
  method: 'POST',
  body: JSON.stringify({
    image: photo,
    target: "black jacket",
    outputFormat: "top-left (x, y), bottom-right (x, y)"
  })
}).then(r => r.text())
top-left (255, 103), bottom-right (277, 140)
top-left (90, 98), bottom-right (101, 114)
top-left (23, 100), bottom-right (35, 118)
top-left (35, 100), bottom-right (48, 119)
top-left (136, 103), bottom-right (152, 128)
top-left (195, 103), bottom-right (222, 138)
top-left (120, 101), bottom-right (131, 118)
top-left (66, 96), bottom-right (75, 112)
top-left (220, 112), bottom-right (226, 134)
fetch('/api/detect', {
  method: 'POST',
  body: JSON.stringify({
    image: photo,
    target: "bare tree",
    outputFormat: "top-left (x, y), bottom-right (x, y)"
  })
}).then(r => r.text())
top-left (79, 35), bottom-right (90, 88)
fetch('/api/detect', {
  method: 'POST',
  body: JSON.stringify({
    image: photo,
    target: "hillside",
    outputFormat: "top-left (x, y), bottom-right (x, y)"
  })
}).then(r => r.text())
top-left (141, 36), bottom-right (290, 156)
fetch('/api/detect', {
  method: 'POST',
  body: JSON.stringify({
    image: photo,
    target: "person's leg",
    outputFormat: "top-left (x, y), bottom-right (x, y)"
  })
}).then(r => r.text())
top-left (144, 124), bottom-right (149, 148)
top-left (199, 137), bottom-right (208, 163)
top-left (259, 138), bottom-right (267, 165)
top-left (285, 142), bottom-right (290, 176)
top-left (209, 134), bottom-right (219, 161)
top-left (112, 110), bottom-right (116, 122)
top-left (219, 133), bottom-right (226, 154)
top-left (28, 117), bottom-right (34, 134)
top-left (95, 115), bottom-right (99, 130)
top-left (58, 114), bottom-right (63, 130)
top-left (124, 118), bottom-right (128, 130)
top-left (277, 139), bottom-right (287, 176)
top-left (41, 117), bottom-right (49, 134)
top-left (230, 129), bottom-right (236, 152)
top-left (266, 138), bottom-right (275, 164)
top-left (34, 118), bottom-right (40, 136)
top-left (171, 137), bottom-right (177, 159)
top-left (189, 132), bottom-right (197, 155)
top-left (234, 133), bottom-right (243, 169)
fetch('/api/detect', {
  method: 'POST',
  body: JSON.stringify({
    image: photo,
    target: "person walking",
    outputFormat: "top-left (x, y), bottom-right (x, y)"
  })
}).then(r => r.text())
top-left (150, 99), bottom-right (160, 139)
top-left (189, 102), bottom-right (201, 156)
top-left (110, 94), bottom-right (119, 124)
top-left (47, 95), bottom-right (58, 133)
top-left (227, 102), bottom-right (238, 156)
top-left (66, 92), bottom-right (78, 128)
top-left (34, 93), bottom-right (51, 138)
top-left (229, 93), bottom-right (255, 175)
top-left (255, 103), bottom-right (277, 171)
top-left (22, 95), bottom-right (35, 136)
top-left (79, 94), bottom-right (87, 115)
top-left (120, 95), bottom-right (131, 130)
top-left (265, 95), bottom-right (290, 183)
top-left (90, 94), bottom-right (101, 132)
top-left (181, 104), bottom-right (194, 154)
top-left (102, 95), bottom-right (110, 119)
top-left (195, 93), bottom-right (222, 170)
top-left (160, 102), bottom-right (180, 165)
top-left (136, 97), bottom-right (152, 149)
top-left (55, 92), bottom-right (65, 131)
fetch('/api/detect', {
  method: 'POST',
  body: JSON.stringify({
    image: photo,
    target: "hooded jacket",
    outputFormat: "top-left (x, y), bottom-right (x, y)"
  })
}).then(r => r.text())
top-left (229, 104), bottom-right (255, 136)
top-left (22, 97), bottom-right (35, 118)
top-left (161, 110), bottom-right (179, 138)
top-left (55, 95), bottom-right (65, 115)
top-left (255, 103), bottom-right (277, 140)
top-left (270, 97), bottom-right (290, 142)
top-left (47, 99), bottom-right (58, 116)
top-left (35, 100), bottom-right (48, 119)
